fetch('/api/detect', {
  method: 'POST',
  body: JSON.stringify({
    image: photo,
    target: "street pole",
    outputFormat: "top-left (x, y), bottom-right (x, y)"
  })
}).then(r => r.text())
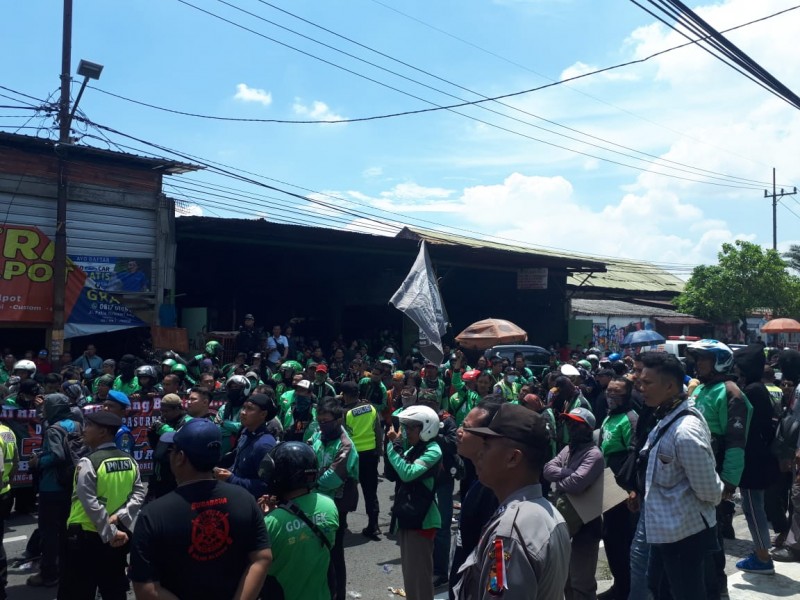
top-left (764, 168), bottom-right (798, 251)
top-left (52, 0), bottom-right (73, 359)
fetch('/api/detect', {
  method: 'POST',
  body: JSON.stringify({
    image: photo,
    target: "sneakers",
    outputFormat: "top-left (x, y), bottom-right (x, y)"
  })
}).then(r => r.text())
top-left (9, 559), bottom-right (39, 574)
top-left (771, 547), bottom-right (800, 563)
top-left (26, 573), bottom-right (59, 587)
top-left (736, 553), bottom-right (775, 574)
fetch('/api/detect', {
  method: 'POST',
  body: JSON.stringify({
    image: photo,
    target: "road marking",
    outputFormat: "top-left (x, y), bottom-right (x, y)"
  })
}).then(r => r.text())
top-left (4, 535), bottom-right (27, 544)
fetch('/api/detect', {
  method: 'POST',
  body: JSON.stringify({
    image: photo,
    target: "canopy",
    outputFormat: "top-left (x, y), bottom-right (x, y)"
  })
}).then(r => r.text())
top-left (621, 329), bottom-right (665, 348)
top-left (455, 318), bottom-right (527, 350)
top-left (761, 318), bottom-right (800, 334)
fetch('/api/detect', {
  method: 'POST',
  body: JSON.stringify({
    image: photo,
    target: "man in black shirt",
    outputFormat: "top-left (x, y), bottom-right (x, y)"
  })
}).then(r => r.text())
top-left (130, 419), bottom-right (272, 600)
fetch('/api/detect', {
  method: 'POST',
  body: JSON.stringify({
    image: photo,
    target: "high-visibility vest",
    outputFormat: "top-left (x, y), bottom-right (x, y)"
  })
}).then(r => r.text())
top-left (0, 423), bottom-right (16, 495)
top-left (345, 403), bottom-right (378, 452)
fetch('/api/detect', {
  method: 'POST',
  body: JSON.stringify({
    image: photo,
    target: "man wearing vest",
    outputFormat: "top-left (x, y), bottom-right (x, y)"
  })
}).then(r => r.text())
top-left (343, 381), bottom-right (384, 540)
top-left (0, 418), bottom-right (17, 600)
top-left (58, 410), bottom-right (145, 600)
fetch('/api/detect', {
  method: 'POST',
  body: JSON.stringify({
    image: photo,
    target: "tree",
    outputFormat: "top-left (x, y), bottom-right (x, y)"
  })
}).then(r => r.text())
top-left (783, 244), bottom-right (800, 273)
top-left (675, 240), bottom-right (800, 322)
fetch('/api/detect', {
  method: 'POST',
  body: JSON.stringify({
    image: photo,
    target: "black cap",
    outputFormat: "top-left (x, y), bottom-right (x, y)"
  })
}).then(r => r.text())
top-left (86, 410), bottom-right (122, 429)
top-left (246, 393), bottom-right (271, 411)
top-left (465, 403), bottom-right (550, 448)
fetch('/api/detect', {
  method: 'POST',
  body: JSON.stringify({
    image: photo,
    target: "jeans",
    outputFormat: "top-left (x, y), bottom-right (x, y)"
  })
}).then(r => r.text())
top-left (741, 488), bottom-right (771, 552)
top-left (629, 500), bottom-right (651, 600)
top-left (433, 476), bottom-right (454, 578)
top-left (648, 526), bottom-right (718, 600)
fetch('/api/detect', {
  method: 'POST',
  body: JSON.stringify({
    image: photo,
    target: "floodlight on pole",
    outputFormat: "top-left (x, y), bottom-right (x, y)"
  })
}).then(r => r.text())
top-left (67, 59), bottom-right (104, 137)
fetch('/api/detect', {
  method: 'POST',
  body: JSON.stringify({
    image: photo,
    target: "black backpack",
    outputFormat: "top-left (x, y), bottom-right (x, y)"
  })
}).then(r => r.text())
top-left (52, 423), bottom-right (88, 490)
top-left (770, 409), bottom-right (800, 469)
top-left (390, 441), bottom-right (441, 530)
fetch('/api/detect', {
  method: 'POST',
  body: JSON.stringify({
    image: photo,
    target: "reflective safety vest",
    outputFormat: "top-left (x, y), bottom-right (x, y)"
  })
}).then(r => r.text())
top-left (67, 447), bottom-right (138, 533)
top-left (0, 423), bottom-right (16, 495)
top-left (345, 403), bottom-right (378, 452)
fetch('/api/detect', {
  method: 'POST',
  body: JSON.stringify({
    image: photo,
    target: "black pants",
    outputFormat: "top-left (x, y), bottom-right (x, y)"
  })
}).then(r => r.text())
top-left (704, 510), bottom-right (727, 598)
top-left (765, 471), bottom-right (792, 534)
top-left (649, 526), bottom-right (718, 600)
top-left (602, 502), bottom-right (635, 598)
top-left (0, 493), bottom-right (12, 599)
top-left (57, 526), bottom-right (129, 600)
top-left (38, 490), bottom-right (71, 580)
top-left (358, 452), bottom-right (379, 530)
top-left (329, 511), bottom-right (348, 600)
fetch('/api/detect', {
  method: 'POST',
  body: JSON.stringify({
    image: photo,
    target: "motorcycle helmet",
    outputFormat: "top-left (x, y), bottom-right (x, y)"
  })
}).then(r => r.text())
top-left (13, 360), bottom-right (36, 376)
top-left (461, 369), bottom-right (481, 382)
top-left (398, 405), bottom-right (441, 442)
top-left (136, 365), bottom-right (158, 380)
top-left (205, 340), bottom-right (223, 357)
top-left (608, 353), bottom-right (622, 362)
top-left (225, 374), bottom-right (252, 398)
top-left (259, 442), bottom-right (318, 495)
top-left (686, 339), bottom-right (734, 373)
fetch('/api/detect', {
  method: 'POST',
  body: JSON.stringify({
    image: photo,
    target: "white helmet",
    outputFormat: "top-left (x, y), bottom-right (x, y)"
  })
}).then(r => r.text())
top-left (13, 360), bottom-right (36, 376)
top-left (398, 405), bottom-right (441, 442)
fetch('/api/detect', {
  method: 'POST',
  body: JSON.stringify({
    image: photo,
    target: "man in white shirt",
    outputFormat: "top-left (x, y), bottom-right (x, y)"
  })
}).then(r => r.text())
top-left (638, 352), bottom-right (723, 600)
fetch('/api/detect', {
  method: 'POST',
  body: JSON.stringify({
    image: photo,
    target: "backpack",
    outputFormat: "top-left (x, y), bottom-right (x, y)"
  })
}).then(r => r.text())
top-left (52, 423), bottom-right (88, 490)
top-left (770, 409), bottom-right (800, 470)
top-left (390, 441), bottom-right (441, 530)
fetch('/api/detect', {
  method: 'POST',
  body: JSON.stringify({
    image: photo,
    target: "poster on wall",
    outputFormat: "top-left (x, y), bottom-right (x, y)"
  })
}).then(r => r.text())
top-left (0, 224), bottom-right (148, 337)
top-left (70, 256), bottom-right (151, 293)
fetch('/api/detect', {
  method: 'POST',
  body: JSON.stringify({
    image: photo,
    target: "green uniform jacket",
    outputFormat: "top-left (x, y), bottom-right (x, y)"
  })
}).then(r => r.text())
top-left (310, 428), bottom-right (359, 500)
top-left (215, 402), bottom-right (244, 456)
top-left (113, 376), bottom-right (140, 396)
top-left (448, 372), bottom-right (481, 426)
top-left (358, 377), bottom-right (387, 412)
top-left (387, 440), bottom-right (442, 531)
top-left (689, 380), bottom-right (752, 486)
top-left (600, 411), bottom-right (637, 473)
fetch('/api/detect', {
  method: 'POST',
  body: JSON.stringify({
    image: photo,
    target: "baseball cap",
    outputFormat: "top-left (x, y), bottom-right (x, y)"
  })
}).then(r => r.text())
top-left (246, 393), bottom-right (272, 411)
top-left (161, 419), bottom-right (222, 467)
top-left (86, 410), bottom-right (122, 429)
top-left (38, 349), bottom-right (48, 357)
top-left (244, 314), bottom-right (255, 320)
top-left (106, 390), bottom-right (130, 408)
top-left (316, 364), bottom-right (328, 373)
top-left (465, 403), bottom-right (550, 448)
top-left (296, 379), bottom-right (311, 391)
top-left (560, 364), bottom-right (580, 377)
top-left (102, 359), bottom-right (116, 367)
top-left (561, 407), bottom-right (596, 429)
top-left (161, 393), bottom-right (183, 406)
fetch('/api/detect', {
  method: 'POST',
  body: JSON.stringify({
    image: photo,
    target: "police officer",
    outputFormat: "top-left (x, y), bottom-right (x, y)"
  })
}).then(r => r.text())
top-left (455, 403), bottom-right (571, 600)
top-left (0, 417), bottom-right (17, 600)
top-left (58, 410), bottom-right (145, 600)
top-left (342, 381), bottom-right (383, 540)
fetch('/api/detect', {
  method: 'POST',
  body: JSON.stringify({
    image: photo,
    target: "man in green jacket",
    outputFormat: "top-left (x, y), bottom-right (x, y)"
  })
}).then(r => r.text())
top-left (686, 339), bottom-right (753, 600)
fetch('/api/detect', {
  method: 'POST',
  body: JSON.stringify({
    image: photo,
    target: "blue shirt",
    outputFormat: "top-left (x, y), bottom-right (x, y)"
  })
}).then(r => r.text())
top-left (229, 425), bottom-right (276, 498)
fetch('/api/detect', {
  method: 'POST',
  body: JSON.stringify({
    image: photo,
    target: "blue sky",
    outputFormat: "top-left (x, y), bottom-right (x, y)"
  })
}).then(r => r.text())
top-left (4, 0), bottom-right (800, 274)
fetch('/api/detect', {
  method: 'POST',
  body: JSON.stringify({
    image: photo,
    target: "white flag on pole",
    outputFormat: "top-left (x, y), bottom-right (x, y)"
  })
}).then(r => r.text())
top-left (389, 241), bottom-right (448, 365)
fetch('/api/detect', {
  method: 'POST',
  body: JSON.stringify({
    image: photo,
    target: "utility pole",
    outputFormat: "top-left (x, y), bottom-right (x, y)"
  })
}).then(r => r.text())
top-left (52, 0), bottom-right (73, 359)
top-left (765, 167), bottom-right (798, 251)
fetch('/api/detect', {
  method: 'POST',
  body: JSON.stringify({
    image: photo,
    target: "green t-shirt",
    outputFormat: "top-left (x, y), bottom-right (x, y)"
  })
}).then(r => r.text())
top-left (265, 493), bottom-right (339, 600)
top-left (113, 375), bottom-right (139, 396)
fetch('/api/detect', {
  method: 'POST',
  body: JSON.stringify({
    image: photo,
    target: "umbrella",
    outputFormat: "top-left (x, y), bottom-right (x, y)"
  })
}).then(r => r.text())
top-left (621, 329), bottom-right (665, 348)
top-left (455, 318), bottom-right (527, 350)
top-left (761, 318), bottom-right (800, 334)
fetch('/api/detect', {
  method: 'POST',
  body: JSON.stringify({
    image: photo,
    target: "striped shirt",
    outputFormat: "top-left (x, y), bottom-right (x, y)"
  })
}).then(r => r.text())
top-left (643, 400), bottom-right (723, 544)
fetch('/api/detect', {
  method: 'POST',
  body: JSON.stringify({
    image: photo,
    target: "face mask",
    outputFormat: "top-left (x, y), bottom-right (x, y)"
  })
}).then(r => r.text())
top-left (319, 420), bottom-right (340, 440)
top-left (507, 375), bottom-right (518, 383)
top-left (227, 388), bottom-right (244, 404)
top-left (296, 395), bottom-right (312, 412)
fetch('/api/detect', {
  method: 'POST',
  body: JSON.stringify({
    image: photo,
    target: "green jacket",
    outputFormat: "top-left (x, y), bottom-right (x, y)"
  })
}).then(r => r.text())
top-left (448, 372), bottom-right (481, 426)
top-left (310, 428), bottom-right (359, 500)
top-left (387, 440), bottom-right (442, 531)
top-left (599, 411), bottom-right (637, 458)
top-left (358, 377), bottom-right (387, 412)
top-left (689, 380), bottom-right (752, 486)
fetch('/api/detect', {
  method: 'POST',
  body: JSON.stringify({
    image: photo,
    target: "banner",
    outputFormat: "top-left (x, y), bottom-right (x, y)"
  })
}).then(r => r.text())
top-left (0, 225), bottom-right (148, 337)
top-left (389, 241), bottom-right (449, 365)
top-left (70, 256), bottom-right (151, 293)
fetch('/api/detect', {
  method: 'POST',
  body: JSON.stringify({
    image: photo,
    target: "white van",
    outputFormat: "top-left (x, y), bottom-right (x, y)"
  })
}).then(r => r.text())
top-left (640, 336), bottom-right (701, 362)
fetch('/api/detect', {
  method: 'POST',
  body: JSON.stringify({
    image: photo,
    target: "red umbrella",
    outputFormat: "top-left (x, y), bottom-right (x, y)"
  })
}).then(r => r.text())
top-left (455, 318), bottom-right (527, 350)
top-left (761, 318), bottom-right (800, 333)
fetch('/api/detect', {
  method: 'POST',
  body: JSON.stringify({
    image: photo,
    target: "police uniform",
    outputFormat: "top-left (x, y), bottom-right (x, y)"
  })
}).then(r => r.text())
top-left (0, 422), bottom-right (17, 597)
top-left (58, 411), bottom-right (145, 600)
top-left (454, 484), bottom-right (571, 600)
top-left (345, 399), bottom-right (383, 535)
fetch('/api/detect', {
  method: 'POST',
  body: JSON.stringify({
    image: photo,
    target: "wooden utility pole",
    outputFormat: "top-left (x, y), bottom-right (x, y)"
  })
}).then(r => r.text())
top-left (765, 168), bottom-right (798, 250)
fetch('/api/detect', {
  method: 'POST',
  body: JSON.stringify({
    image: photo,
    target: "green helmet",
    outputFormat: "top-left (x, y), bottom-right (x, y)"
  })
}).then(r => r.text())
top-left (162, 358), bottom-right (177, 369)
top-left (172, 363), bottom-right (188, 376)
top-left (281, 360), bottom-right (303, 374)
top-left (205, 340), bottom-right (223, 357)
top-left (577, 359), bottom-right (592, 370)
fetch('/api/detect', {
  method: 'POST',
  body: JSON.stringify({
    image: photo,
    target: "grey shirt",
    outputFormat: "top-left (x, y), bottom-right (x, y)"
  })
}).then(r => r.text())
top-left (455, 483), bottom-right (571, 600)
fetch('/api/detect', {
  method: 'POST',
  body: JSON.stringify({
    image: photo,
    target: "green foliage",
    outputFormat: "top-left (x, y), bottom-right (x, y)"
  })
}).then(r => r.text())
top-left (675, 240), bottom-right (800, 321)
top-left (783, 244), bottom-right (800, 273)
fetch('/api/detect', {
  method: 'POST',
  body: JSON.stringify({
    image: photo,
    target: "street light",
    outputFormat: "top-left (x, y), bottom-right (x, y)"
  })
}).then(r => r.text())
top-left (66, 59), bottom-right (104, 137)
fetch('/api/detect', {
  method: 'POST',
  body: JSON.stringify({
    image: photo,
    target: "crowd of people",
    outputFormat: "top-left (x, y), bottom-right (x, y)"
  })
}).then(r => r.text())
top-left (0, 321), bottom-right (798, 600)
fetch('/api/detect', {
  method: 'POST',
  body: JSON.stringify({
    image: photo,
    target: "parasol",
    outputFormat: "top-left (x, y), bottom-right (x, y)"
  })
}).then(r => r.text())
top-left (761, 318), bottom-right (800, 334)
top-left (455, 318), bottom-right (527, 350)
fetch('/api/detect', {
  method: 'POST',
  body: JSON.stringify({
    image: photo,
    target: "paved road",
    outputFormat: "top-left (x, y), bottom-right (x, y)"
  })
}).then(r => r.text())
top-left (3, 470), bottom-right (800, 599)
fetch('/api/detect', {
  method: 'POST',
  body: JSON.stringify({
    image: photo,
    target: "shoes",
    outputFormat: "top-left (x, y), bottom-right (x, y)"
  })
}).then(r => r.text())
top-left (736, 553), bottom-right (775, 574)
top-left (9, 560), bottom-right (38, 574)
top-left (773, 532), bottom-right (788, 548)
top-left (771, 547), bottom-right (800, 563)
top-left (26, 573), bottom-right (59, 587)
top-left (361, 526), bottom-right (381, 541)
top-left (433, 574), bottom-right (449, 589)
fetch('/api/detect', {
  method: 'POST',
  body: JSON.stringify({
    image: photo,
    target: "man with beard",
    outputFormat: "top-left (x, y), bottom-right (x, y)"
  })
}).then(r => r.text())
top-left (113, 355), bottom-right (140, 396)
top-left (215, 374), bottom-right (251, 456)
top-left (686, 339), bottom-right (751, 599)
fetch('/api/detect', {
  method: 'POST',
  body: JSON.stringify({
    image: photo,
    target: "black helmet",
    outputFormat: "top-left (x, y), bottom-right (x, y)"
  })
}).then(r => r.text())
top-left (258, 442), bottom-right (318, 496)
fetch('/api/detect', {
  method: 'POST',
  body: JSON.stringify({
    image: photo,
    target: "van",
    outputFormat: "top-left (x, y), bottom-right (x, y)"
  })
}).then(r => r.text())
top-left (641, 336), bottom-right (700, 362)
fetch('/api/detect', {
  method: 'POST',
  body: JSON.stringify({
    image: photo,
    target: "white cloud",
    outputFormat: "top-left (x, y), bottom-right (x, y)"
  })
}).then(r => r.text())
top-left (233, 83), bottom-right (272, 106)
top-left (380, 183), bottom-right (454, 201)
top-left (362, 167), bottom-right (383, 178)
top-left (175, 204), bottom-right (203, 217)
top-left (560, 61), bottom-right (638, 82)
top-left (292, 99), bottom-right (345, 122)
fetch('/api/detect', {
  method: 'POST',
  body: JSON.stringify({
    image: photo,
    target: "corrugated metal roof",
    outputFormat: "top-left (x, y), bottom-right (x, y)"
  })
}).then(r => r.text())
top-left (567, 260), bottom-right (685, 294)
top-left (571, 298), bottom-right (690, 318)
